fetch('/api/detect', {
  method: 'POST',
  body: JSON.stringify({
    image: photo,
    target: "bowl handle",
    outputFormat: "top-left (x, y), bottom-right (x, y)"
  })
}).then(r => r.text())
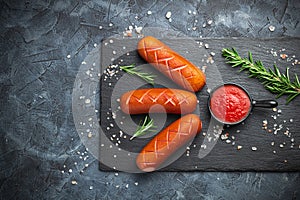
top-left (252, 100), bottom-right (278, 108)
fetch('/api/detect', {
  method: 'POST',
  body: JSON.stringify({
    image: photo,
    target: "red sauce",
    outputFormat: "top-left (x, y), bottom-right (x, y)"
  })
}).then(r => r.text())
top-left (210, 84), bottom-right (251, 124)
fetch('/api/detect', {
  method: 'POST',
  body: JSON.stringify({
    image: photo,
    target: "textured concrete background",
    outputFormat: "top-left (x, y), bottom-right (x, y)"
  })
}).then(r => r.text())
top-left (1, 0), bottom-right (300, 199)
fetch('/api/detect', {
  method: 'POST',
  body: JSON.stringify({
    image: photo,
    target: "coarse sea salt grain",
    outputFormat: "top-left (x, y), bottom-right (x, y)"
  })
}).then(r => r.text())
top-left (71, 180), bottom-right (77, 185)
top-left (269, 25), bottom-right (275, 32)
top-left (166, 11), bottom-right (172, 19)
top-left (251, 147), bottom-right (257, 151)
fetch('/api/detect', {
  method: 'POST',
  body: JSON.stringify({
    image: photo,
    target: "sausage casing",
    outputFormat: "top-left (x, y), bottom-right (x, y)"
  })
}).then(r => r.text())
top-left (136, 114), bottom-right (202, 172)
top-left (120, 88), bottom-right (197, 114)
top-left (137, 36), bottom-right (206, 92)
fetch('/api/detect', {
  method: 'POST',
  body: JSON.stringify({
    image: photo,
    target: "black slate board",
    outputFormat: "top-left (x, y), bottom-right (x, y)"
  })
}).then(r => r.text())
top-left (99, 37), bottom-right (300, 172)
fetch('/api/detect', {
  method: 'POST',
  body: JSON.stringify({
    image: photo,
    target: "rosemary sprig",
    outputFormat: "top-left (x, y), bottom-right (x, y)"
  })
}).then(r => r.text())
top-left (222, 48), bottom-right (300, 104)
top-left (130, 116), bottom-right (157, 140)
top-left (120, 64), bottom-right (156, 85)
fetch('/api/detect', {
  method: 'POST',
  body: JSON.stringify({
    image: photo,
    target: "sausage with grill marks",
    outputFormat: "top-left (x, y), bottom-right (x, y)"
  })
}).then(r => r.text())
top-left (136, 114), bottom-right (202, 172)
top-left (137, 36), bottom-right (206, 92)
top-left (120, 88), bottom-right (197, 115)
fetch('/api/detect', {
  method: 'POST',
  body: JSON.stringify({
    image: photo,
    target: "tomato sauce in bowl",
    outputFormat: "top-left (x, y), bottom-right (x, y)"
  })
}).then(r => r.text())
top-left (209, 84), bottom-right (252, 124)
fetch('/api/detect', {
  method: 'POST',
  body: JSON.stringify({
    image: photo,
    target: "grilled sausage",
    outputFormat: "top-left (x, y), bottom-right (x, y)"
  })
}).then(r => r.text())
top-left (136, 114), bottom-right (202, 172)
top-left (137, 36), bottom-right (206, 92)
top-left (120, 88), bottom-right (197, 114)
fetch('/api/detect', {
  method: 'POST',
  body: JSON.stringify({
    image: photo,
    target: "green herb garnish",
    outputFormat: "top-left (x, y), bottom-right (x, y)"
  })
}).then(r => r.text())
top-left (120, 64), bottom-right (156, 85)
top-left (222, 48), bottom-right (300, 104)
top-left (130, 116), bottom-right (157, 140)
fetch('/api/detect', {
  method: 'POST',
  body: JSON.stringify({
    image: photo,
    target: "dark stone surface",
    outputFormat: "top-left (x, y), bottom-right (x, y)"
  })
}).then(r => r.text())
top-left (1, 0), bottom-right (300, 199)
top-left (99, 37), bottom-right (300, 172)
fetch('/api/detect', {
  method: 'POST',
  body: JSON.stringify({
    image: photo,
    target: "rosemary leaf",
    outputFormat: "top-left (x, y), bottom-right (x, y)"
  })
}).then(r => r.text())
top-left (130, 116), bottom-right (157, 140)
top-left (222, 48), bottom-right (300, 104)
top-left (120, 64), bottom-right (156, 85)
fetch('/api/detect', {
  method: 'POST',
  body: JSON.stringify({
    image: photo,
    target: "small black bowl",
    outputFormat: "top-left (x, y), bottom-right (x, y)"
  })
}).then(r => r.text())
top-left (208, 83), bottom-right (278, 125)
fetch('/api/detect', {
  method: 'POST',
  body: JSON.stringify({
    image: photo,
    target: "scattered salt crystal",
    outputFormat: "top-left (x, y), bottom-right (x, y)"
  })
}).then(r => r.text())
top-left (207, 19), bottom-right (213, 25)
top-left (251, 146), bottom-right (257, 151)
top-left (69, 169), bottom-right (73, 173)
top-left (71, 180), bottom-right (77, 185)
top-left (85, 99), bottom-right (91, 104)
top-left (237, 145), bottom-right (242, 150)
top-left (135, 27), bottom-right (143, 34)
top-left (269, 25), bottom-right (275, 32)
top-left (109, 39), bottom-right (114, 44)
top-left (109, 23), bottom-right (113, 27)
top-left (89, 186), bottom-right (93, 190)
top-left (221, 134), bottom-right (228, 140)
top-left (291, 138), bottom-right (295, 142)
top-left (204, 44), bottom-right (209, 49)
top-left (99, 26), bottom-right (103, 29)
top-left (165, 11), bottom-right (172, 19)
top-left (134, 182), bottom-right (139, 186)
top-left (147, 11), bottom-right (152, 15)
